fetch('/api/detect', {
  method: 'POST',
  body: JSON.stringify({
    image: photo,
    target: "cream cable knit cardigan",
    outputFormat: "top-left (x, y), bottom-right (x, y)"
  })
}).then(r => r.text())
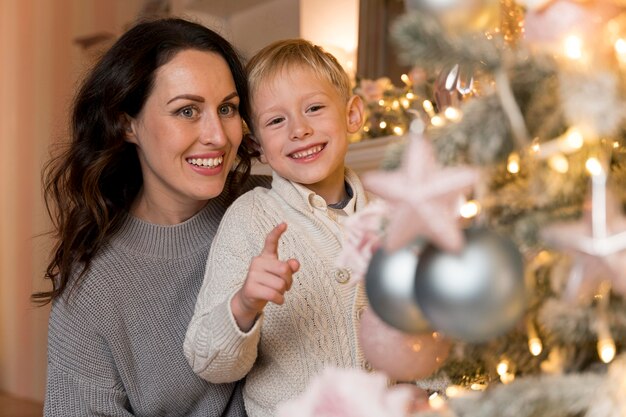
top-left (184, 168), bottom-right (369, 417)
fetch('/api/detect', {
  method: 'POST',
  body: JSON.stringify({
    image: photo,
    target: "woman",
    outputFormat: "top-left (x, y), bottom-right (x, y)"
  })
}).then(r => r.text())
top-left (35, 18), bottom-right (267, 416)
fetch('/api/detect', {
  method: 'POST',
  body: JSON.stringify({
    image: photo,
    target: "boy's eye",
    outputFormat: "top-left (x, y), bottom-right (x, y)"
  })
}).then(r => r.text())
top-left (267, 117), bottom-right (285, 126)
top-left (307, 104), bottom-right (324, 113)
top-left (219, 103), bottom-right (238, 117)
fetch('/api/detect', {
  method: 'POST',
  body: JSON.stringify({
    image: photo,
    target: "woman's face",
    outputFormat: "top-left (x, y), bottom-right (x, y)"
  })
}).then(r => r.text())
top-left (126, 49), bottom-right (243, 223)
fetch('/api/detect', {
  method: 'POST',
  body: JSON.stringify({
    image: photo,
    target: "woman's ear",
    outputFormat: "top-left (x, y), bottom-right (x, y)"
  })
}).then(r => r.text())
top-left (244, 133), bottom-right (267, 164)
top-left (122, 114), bottom-right (138, 144)
top-left (345, 95), bottom-right (365, 134)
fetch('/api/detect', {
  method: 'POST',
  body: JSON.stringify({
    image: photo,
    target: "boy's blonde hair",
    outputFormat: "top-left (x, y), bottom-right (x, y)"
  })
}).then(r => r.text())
top-left (246, 39), bottom-right (352, 125)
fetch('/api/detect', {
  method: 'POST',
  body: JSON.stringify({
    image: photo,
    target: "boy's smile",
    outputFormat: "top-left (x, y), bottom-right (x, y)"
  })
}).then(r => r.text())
top-left (252, 65), bottom-right (362, 203)
top-left (289, 143), bottom-right (326, 160)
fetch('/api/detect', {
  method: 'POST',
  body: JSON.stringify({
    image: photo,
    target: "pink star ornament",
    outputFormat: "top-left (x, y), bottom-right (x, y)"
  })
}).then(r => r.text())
top-left (362, 130), bottom-right (479, 253)
top-left (541, 190), bottom-right (626, 299)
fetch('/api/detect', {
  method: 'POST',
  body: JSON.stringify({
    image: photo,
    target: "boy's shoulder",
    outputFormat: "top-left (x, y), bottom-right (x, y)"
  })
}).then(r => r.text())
top-left (216, 181), bottom-right (284, 241)
top-left (225, 182), bottom-right (276, 216)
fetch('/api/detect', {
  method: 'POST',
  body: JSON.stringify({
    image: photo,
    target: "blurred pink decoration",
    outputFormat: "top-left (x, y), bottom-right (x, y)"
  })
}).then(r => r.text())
top-left (359, 307), bottom-right (451, 382)
top-left (336, 200), bottom-right (390, 285)
top-left (541, 178), bottom-right (626, 298)
top-left (408, 66), bottom-right (428, 86)
top-left (356, 77), bottom-right (394, 103)
top-left (275, 366), bottom-right (417, 417)
top-left (524, 0), bottom-right (622, 45)
top-left (362, 132), bottom-right (478, 253)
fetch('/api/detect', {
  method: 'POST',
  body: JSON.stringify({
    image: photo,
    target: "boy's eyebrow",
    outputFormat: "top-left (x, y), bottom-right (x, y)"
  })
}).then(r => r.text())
top-left (166, 91), bottom-right (239, 104)
top-left (255, 90), bottom-right (329, 115)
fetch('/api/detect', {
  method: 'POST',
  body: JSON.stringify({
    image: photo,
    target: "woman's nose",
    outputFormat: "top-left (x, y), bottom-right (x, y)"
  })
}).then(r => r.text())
top-left (199, 115), bottom-right (228, 146)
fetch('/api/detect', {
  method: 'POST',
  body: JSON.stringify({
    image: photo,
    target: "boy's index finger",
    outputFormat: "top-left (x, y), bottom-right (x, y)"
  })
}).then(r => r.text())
top-left (260, 223), bottom-right (288, 258)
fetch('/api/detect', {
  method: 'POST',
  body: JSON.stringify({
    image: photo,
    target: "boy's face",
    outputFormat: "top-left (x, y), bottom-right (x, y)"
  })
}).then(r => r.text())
top-left (252, 65), bottom-right (362, 199)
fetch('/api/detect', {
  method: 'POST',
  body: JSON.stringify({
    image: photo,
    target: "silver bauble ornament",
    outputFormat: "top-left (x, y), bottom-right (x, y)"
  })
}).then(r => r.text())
top-left (414, 227), bottom-right (526, 342)
top-left (365, 244), bottom-right (431, 334)
top-left (433, 64), bottom-right (475, 111)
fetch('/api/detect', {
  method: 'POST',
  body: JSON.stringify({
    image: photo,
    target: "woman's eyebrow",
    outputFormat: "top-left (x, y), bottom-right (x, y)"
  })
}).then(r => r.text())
top-left (167, 94), bottom-right (204, 104)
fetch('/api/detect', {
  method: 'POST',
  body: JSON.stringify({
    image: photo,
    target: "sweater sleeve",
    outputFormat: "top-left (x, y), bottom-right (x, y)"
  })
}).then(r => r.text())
top-left (44, 362), bottom-right (133, 417)
top-left (45, 297), bottom-right (134, 417)
top-left (184, 191), bottom-right (269, 384)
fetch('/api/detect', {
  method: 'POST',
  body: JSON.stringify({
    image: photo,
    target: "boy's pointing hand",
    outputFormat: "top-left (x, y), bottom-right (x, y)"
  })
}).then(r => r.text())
top-left (231, 223), bottom-right (300, 332)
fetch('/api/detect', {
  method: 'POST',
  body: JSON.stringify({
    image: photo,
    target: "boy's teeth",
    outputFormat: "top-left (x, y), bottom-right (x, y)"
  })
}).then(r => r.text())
top-left (187, 156), bottom-right (224, 167)
top-left (291, 145), bottom-right (323, 159)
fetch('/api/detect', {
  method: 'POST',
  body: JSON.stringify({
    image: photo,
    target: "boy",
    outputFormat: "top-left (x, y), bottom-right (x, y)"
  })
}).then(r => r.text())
top-left (184, 39), bottom-right (368, 417)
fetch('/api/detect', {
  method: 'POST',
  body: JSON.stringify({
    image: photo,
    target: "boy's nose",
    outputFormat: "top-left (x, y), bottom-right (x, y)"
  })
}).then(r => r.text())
top-left (290, 117), bottom-right (313, 141)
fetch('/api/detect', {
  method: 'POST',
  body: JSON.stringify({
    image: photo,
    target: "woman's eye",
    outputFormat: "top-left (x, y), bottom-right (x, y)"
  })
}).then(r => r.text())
top-left (219, 103), bottom-right (238, 117)
top-left (178, 106), bottom-right (198, 119)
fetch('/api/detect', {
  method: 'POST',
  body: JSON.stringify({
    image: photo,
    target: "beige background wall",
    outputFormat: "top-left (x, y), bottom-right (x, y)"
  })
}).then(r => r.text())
top-left (0, 0), bottom-right (143, 402)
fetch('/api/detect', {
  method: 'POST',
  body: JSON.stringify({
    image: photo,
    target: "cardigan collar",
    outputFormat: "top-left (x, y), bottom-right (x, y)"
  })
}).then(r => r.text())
top-left (269, 167), bottom-right (368, 215)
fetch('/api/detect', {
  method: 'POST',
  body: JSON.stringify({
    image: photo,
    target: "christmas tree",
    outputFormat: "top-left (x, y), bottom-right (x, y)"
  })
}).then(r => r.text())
top-left (278, 0), bottom-right (626, 416)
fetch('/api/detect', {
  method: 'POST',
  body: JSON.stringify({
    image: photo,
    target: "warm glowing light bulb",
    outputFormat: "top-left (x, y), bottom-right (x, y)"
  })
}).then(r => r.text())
top-left (393, 126), bottom-right (403, 135)
top-left (392, 100), bottom-right (400, 109)
top-left (529, 337), bottom-right (543, 356)
top-left (460, 200), bottom-right (480, 219)
top-left (401, 73), bottom-right (410, 85)
top-left (585, 157), bottom-right (603, 176)
top-left (422, 100), bottom-right (435, 114)
top-left (496, 360), bottom-right (509, 376)
top-left (378, 99), bottom-right (385, 106)
top-left (500, 372), bottom-right (515, 384)
top-left (598, 338), bottom-right (616, 363)
top-left (379, 121), bottom-right (387, 129)
top-left (444, 107), bottom-right (462, 122)
top-left (428, 393), bottom-right (446, 409)
top-left (445, 385), bottom-right (463, 398)
top-left (564, 128), bottom-right (584, 149)
top-left (401, 98), bottom-right (410, 108)
top-left (507, 153), bottom-right (520, 174)
top-left (470, 383), bottom-right (487, 391)
top-left (431, 115), bottom-right (445, 127)
top-left (531, 142), bottom-right (540, 153)
top-left (548, 154), bottom-right (569, 173)
top-left (564, 35), bottom-right (583, 60)
top-left (615, 39), bottom-right (626, 63)
top-left (613, 141), bottom-right (620, 149)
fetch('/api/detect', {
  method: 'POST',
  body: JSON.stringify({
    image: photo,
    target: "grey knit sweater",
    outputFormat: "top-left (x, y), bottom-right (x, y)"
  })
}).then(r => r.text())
top-left (45, 176), bottom-right (269, 417)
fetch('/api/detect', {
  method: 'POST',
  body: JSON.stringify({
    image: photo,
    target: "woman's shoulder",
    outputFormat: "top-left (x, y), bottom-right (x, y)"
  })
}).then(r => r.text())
top-left (54, 245), bottom-right (128, 309)
top-left (47, 253), bottom-right (120, 341)
top-left (240, 174), bottom-right (272, 193)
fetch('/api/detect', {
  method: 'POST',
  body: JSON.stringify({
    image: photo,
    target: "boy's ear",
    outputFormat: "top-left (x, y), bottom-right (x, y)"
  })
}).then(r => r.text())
top-left (345, 95), bottom-right (365, 134)
top-left (244, 133), bottom-right (267, 164)
top-left (122, 114), bottom-right (138, 144)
